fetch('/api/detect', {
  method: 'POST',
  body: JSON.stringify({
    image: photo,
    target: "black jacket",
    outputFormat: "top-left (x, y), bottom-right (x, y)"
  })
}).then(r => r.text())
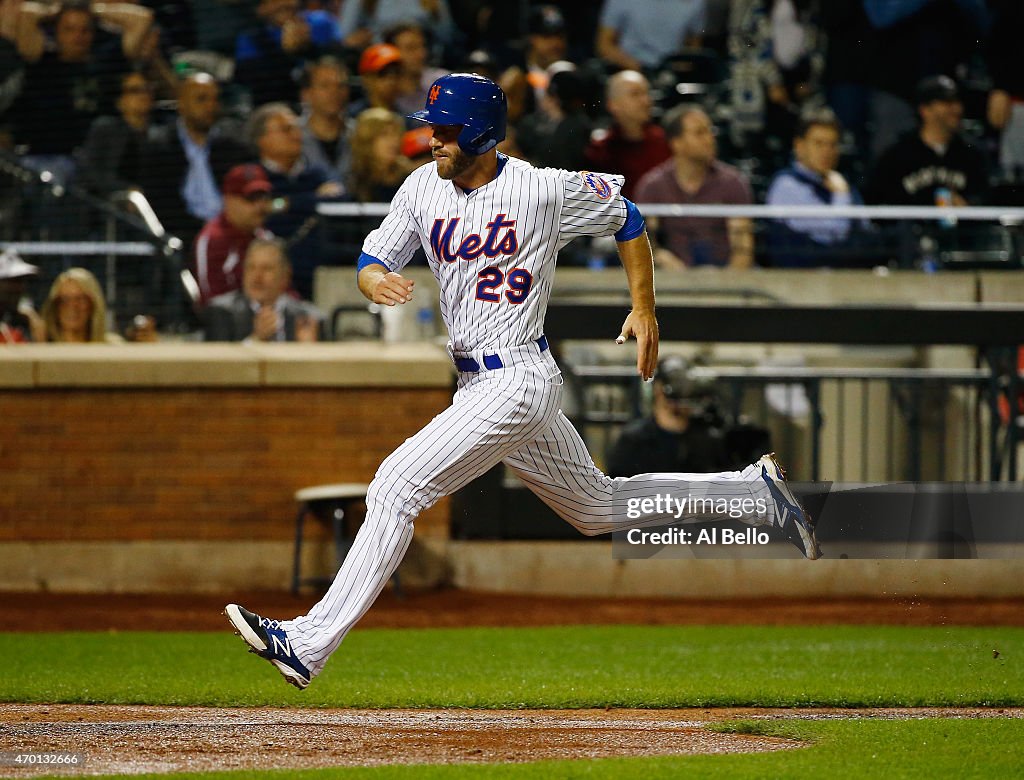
top-left (606, 417), bottom-right (732, 478)
top-left (864, 131), bottom-right (989, 206)
top-left (76, 115), bottom-right (150, 195)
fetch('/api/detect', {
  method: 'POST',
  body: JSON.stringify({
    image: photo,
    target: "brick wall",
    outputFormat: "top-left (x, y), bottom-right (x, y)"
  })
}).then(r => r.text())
top-left (0, 387), bottom-right (451, 542)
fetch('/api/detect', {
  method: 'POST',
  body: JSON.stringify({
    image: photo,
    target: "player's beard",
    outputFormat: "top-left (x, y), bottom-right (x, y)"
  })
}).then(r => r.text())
top-left (434, 148), bottom-right (474, 181)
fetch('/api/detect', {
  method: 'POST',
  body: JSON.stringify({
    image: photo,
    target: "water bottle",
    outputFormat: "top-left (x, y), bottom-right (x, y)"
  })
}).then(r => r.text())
top-left (918, 235), bottom-right (939, 273)
top-left (935, 187), bottom-right (956, 228)
top-left (416, 306), bottom-right (434, 340)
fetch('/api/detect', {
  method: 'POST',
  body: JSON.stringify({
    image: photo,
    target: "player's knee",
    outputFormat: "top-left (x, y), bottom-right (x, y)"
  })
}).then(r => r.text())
top-left (367, 462), bottom-right (427, 514)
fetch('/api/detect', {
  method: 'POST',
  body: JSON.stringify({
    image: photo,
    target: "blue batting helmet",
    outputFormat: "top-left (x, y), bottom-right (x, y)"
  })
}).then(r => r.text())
top-left (408, 73), bottom-right (507, 156)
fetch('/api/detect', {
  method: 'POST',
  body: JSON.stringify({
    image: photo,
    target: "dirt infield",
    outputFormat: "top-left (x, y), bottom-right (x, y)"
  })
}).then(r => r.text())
top-left (5, 590), bottom-right (1024, 632)
top-left (3, 705), bottom-right (1022, 776)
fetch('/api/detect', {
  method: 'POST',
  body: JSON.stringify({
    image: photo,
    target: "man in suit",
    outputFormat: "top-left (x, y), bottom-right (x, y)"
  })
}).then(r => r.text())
top-left (138, 73), bottom-right (250, 247)
top-left (247, 101), bottom-right (343, 299)
top-left (204, 238), bottom-right (324, 342)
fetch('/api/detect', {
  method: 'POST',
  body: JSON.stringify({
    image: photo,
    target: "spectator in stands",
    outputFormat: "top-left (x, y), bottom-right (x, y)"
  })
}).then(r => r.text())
top-left (347, 107), bottom-right (414, 203)
top-left (985, 0), bottom-right (1024, 182)
top-left (0, 249), bottom-right (41, 344)
top-left (77, 69), bottom-right (154, 195)
top-left (13, 0), bottom-right (152, 64)
top-left (248, 101), bottom-right (343, 298)
top-left (766, 0), bottom-right (824, 138)
top-left (498, 4), bottom-right (568, 121)
top-left (340, 0), bottom-right (455, 52)
top-left (350, 42), bottom-right (405, 118)
top-left (386, 21), bottom-right (447, 117)
top-left (635, 105), bottom-right (754, 269)
top-left (865, 76), bottom-right (989, 207)
top-left (765, 107), bottom-right (872, 268)
top-left (583, 70), bottom-right (670, 200)
top-left (38, 267), bottom-right (139, 342)
top-left (299, 56), bottom-right (353, 183)
top-left (139, 73), bottom-right (250, 245)
top-left (204, 238), bottom-right (324, 342)
top-left (191, 163), bottom-right (275, 308)
top-left (860, 0), bottom-right (989, 162)
top-left (11, 1), bottom-right (150, 172)
top-left (517, 66), bottom-right (595, 171)
top-left (725, 0), bottom-right (790, 152)
top-left (606, 356), bottom-right (734, 477)
top-left (595, 0), bottom-right (704, 72)
top-left (235, 0), bottom-right (343, 107)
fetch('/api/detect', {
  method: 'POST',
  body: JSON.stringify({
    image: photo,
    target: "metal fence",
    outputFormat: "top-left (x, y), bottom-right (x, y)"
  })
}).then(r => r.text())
top-left (318, 201), bottom-right (1024, 271)
top-left (0, 150), bottom-right (185, 330)
top-left (568, 364), bottom-right (998, 483)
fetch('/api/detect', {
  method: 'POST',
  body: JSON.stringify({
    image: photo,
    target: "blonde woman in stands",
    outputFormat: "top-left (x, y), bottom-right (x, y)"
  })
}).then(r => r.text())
top-left (40, 268), bottom-right (156, 343)
top-left (347, 107), bottom-right (416, 204)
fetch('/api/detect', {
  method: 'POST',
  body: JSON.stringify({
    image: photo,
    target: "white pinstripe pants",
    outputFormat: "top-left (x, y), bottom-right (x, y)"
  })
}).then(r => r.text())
top-left (286, 352), bottom-right (776, 676)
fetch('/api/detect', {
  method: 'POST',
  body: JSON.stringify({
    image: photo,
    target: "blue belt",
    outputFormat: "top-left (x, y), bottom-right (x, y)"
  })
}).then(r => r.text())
top-left (454, 335), bottom-right (549, 372)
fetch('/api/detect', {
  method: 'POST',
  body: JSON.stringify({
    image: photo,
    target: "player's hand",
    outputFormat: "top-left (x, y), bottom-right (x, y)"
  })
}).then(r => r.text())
top-left (616, 308), bottom-right (659, 381)
top-left (372, 272), bottom-right (415, 306)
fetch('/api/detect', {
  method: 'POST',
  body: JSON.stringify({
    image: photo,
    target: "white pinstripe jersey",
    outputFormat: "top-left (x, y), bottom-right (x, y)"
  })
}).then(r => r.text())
top-left (362, 155), bottom-right (627, 352)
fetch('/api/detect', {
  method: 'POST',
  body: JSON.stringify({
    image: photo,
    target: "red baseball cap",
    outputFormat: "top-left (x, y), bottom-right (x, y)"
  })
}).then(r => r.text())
top-left (359, 43), bottom-right (402, 76)
top-left (222, 164), bottom-right (272, 197)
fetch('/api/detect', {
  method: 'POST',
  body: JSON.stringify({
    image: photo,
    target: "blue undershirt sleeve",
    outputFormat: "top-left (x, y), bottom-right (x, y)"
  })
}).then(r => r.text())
top-left (614, 198), bottom-right (646, 242)
top-left (357, 252), bottom-right (391, 277)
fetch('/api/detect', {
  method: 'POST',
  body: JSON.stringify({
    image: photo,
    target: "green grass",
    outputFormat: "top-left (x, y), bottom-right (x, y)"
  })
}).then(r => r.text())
top-left (3, 625), bottom-right (1022, 708)
top-left (33, 719), bottom-right (1024, 779)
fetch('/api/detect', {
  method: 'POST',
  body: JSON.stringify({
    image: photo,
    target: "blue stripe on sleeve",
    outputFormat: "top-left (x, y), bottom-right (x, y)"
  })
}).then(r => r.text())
top-left (357, 252), bottom-right (391, 276)
top-left (614, 198), bottom-right (646, 242)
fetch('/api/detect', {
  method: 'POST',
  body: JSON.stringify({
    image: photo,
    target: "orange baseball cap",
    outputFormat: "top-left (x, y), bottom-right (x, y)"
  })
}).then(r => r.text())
top-left (359, 43), bottom-right (402, 75)
top-left (401, 126), bottom-right (433, 158)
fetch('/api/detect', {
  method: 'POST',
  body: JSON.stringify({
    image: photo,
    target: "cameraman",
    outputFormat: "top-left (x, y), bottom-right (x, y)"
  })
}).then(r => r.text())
top-left (606, 356), bottom-right (761, 477)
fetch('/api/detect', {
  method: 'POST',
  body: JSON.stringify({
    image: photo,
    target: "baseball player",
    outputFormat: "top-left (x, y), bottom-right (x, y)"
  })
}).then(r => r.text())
top-left (226, 74), bottom-right (820, 690)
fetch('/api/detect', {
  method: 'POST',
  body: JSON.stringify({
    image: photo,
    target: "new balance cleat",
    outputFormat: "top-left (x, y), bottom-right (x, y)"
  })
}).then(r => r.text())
top-left (224, 603), bottom-right (311, 690)
top-left (758, 453), bottom-right (821, 560)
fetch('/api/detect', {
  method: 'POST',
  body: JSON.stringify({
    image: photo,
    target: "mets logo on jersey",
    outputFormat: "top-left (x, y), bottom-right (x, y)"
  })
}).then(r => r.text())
top-left (581, 171), bottom-right (612, 199)
top-left (429, 213), bottom-right (518, 263)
